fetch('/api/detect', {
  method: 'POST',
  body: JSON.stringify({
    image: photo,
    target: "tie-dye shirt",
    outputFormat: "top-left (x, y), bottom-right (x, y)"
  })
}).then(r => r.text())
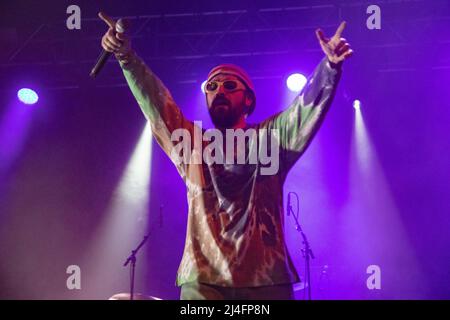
top-left (121, 54), bottom-right (341, 287)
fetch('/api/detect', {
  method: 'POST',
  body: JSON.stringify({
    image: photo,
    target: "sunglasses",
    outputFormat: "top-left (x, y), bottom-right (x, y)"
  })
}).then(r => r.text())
top-left (204, 80), bottom-right (247, 93)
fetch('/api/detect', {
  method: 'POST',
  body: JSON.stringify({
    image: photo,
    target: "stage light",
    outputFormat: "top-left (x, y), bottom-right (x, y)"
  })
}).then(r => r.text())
top-left (81, 123), bottom-right (153, 297)
top-left (286, 73), bottom-right (307, 93)
top-left (353, 99), bottom-right (361, 110)
top-left (201, 80), bottom-right (207, 94)
top-left (17, 88), bottom-right (38, 105)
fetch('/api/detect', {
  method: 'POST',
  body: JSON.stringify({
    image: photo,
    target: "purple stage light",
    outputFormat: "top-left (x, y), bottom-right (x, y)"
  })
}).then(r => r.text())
top-left (17, 88), bottom-right (39, 105)
top-left (286, 73), bottom-right (307, 93)
top-left (353, 99), bottom-right (361, 110)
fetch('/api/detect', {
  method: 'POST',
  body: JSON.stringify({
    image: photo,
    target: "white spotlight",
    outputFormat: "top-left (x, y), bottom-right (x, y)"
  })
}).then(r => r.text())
top-left (201, 80), bottom-right (207, 94)
top-left (286, 73), bottom-right (307, 93)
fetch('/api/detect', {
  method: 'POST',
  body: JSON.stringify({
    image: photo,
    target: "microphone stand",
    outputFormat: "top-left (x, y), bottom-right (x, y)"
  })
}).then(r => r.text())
top-left (288, 192), bottom-right (314, 300)
top-left (123, 233), bottom-right (150, 300)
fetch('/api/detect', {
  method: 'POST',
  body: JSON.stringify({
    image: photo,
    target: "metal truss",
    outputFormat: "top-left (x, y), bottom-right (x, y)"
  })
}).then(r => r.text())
top-left (1, 0), bottom-right (449, 90)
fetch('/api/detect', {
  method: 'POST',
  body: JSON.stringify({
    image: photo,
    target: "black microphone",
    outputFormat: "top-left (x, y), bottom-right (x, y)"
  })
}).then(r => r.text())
top-left (90, 18), bottom-right (129, 78)
top-left (287, 192), bottom-right (291, 216)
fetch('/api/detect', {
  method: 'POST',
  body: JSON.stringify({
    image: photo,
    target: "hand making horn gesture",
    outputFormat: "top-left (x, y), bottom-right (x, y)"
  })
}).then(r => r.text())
top-left (316, 21), bottom-right (353, 64)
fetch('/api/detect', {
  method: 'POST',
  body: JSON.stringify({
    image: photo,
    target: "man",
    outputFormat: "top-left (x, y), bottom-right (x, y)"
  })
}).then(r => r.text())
top-left (99, 11), bottom-right (352, 300)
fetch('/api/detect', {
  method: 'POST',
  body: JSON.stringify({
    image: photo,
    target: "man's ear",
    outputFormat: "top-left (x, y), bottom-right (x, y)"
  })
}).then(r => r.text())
top-left (243, 91), bottom-right (255, 116)
top-left (244, 91), bottom-right (254, 108)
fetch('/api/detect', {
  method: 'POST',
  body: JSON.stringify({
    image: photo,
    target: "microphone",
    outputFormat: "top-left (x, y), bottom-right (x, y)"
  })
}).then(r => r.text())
top-left (287, 192), bottom-right (291, 216)
top-left (90, 18), bottom-right (129, 78)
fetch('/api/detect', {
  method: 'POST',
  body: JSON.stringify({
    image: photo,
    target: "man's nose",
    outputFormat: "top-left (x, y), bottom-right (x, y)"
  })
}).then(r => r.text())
top-left (217, 84), bottom-right (226, 94)
top-left (214, 91), bottom-right (227, 101)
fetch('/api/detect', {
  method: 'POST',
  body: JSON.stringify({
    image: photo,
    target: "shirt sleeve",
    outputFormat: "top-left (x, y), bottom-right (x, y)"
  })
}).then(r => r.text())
top-left (120, 52), bottom-right (195, 177)
top-left (261, 58), bottom-right (342, 172)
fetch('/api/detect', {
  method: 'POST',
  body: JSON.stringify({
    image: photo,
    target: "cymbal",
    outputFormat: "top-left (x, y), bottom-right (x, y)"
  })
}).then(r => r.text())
top-left (108, 293), bottom-right (162, 300)
top-left (293, 282), bottom-right (308, 291)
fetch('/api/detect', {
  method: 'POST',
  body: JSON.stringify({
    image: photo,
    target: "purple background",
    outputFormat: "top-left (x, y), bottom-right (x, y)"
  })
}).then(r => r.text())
top-left (0, 0), bottom-right (449, 299)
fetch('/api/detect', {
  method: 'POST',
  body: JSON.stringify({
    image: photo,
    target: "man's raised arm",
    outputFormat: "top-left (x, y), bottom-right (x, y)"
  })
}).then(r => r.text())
top-left (262, 22), bottom-right (353, 170)
top-left (98, 12), bottom-right (194, 167)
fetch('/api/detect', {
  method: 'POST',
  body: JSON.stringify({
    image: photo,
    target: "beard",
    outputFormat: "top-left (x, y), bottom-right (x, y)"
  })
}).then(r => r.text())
top-left (208, 96), bottom-right (244, 129)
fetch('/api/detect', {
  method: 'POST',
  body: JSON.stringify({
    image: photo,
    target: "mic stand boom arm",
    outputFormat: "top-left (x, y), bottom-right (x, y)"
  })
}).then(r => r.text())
top-left (123, 233), bottom-right (150, 300)
top-left (288, 192), bottom-right (315, 300)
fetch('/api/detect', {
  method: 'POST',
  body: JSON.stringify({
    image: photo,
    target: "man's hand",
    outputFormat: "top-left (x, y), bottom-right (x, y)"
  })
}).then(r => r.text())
top-left (316, 21), bottom-right (353, 65)
top-left (99, 12), bottom-right (133, 64)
